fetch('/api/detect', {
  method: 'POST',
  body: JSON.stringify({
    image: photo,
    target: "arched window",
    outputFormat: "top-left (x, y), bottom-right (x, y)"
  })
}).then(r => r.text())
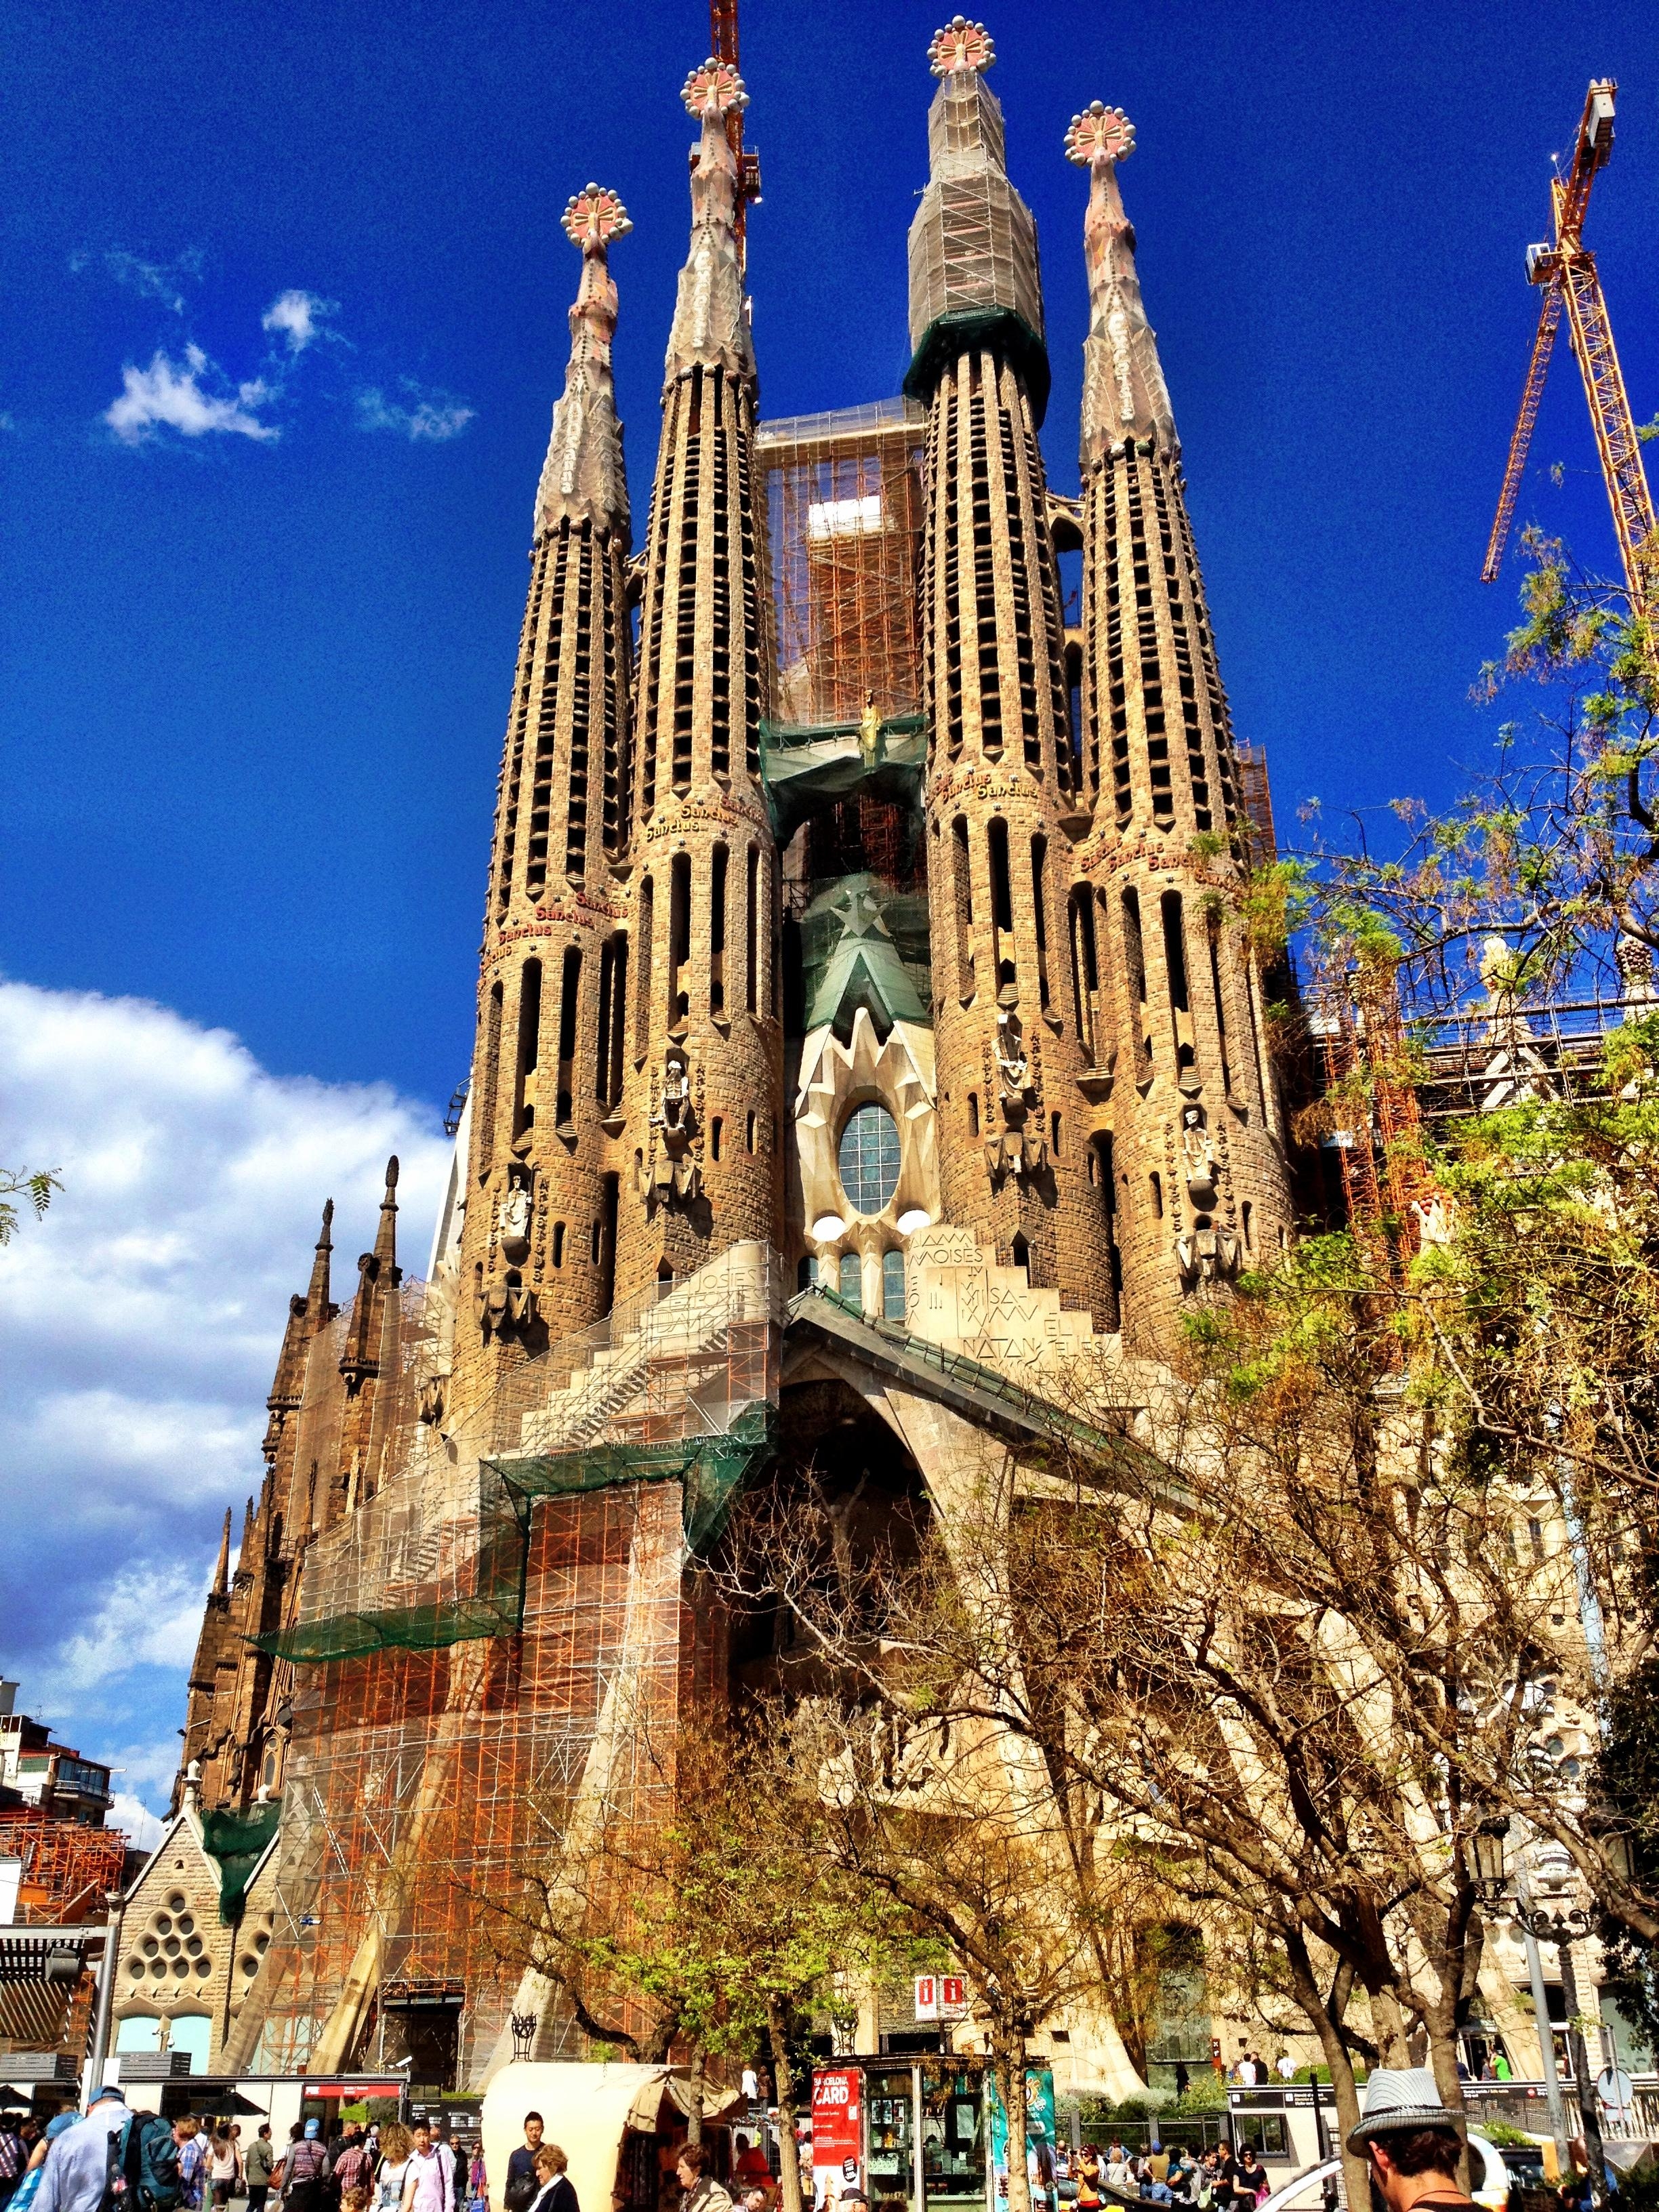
top-left (838, 1103), bottom-right (901, 1216)
top-left (882, 1248), bottom-right (905, 1322)
top-left (838, 1251), bottom-right (863, 1310)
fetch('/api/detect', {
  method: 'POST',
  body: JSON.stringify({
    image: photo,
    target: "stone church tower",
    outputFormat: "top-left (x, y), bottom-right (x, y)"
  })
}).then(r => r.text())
top-left (907, 18), bottom-right (1115, 1330)
top-left (615, 57), bottom-right (781, 1303)
top-left (1063, 100), bottom-right (1291, 1344)
top-left (172, 20), bottom-right (1304, 2097)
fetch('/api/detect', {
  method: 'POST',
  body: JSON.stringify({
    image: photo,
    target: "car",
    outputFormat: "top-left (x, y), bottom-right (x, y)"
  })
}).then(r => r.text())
top-left (1256, 2132), bottom-right (1517, 2212)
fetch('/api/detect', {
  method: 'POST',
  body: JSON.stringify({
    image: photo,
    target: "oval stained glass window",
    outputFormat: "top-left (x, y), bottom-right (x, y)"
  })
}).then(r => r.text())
top-left (838, 1103), bottom-right (900, 1216)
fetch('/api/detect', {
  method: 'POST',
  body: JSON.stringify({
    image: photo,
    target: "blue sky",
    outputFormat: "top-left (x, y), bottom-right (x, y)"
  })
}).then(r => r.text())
top-left (3, 0), bottom-right (1658, 1814)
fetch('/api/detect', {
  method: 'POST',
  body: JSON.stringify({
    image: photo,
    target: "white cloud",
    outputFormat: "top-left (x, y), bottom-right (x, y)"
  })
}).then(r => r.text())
top-left (74, 248), bottom-right (204, 315)
top-left (0, 980), bottom-right (451, 1810)
top-left (356, 380), bottom-right (474, 443)
top-left (104, 347), bottom-right (279, 445)
top-left (110, 1794), bottom-right (167, 1853)
top-left (262, 288), bottom-right (338, 354)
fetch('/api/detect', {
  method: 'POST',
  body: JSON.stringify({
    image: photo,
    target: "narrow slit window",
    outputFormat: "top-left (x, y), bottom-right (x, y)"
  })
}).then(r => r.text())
top-left (552, 1221), bottom-right (565, 1267)
top-left (882, 1248), bottom-right (905, 1322)
top-left (711, 1115), bottom-right (722, 1162)
top-left (951, 817), bottom-right (975, 1002)
top-left (668, 853), bottom-right (691, 1031)
top-left (1031, 834), bottom-right (1051, 1011)
top-left (710, 844), bottom-right (729, 1015)
top-left (555, 945), bottom-right (581, 1127)
top-left (745, 845), bottom-right (760, 1016)
top-left (514, 961), bottom-right (542, 1139)
top-left (595, 940), bottom-right (614, 1103)
top-left (478, 982), bottom-right (503, 1179)
top-left (1122, 887), bottom-right (1151, 1074)
top-left (838, 1250), bottom-right (863, 1310)
top-left (634, 880), bottom-right (653, 1059)
top-left (1161, 889), bottom-right (1195, 1076)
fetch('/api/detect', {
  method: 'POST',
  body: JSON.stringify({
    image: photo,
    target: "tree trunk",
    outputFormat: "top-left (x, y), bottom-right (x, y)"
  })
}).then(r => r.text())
top-left (1424, 2011), bottom-right (1471, 2192)
top-left (1370, 1989), bottom-right (1413, 2069)
top-left (767, 1995), bottom-right (807, 2212)
top-left (1284, 1930), bottom-right (1368, 2212)
top-left (1557, 1943), bottom-right (1608, 2210)
top-left (687, 2045), bottom-right (706, 2148)
top-left (991, 2028), bottom-right (1033, 2212)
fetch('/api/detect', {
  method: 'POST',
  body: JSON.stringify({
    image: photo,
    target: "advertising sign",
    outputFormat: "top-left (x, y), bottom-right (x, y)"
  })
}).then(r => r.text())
top-left (988, 2070), bottom-right (1057, 2205)
top-left (811, 2066), bottom-right (864, 2211)
top-left (914, 1975), bottom-right (969, 2022)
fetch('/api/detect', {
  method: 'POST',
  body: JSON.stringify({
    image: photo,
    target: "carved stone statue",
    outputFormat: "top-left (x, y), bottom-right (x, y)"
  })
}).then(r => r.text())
top-left (496, 1177), bottom-right (532, 1264)
top-left (1180, 1103), bottom-right (1220, 1212)
top-left (986, 1011), bottom-right (1048, 1184)
top-left (647, 1043), bottom-right (703, 1207)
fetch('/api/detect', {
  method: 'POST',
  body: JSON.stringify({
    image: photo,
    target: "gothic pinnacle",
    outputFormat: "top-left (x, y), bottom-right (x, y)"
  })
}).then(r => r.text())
top-left (213, 1507), bottom-right (232, 1597)
top-left (306, 1196), bottom-right (334, 1319)
top-left (663, 58), bottom-right (754, 388)
top-left (1065, 100), bottom-right (1177, 463)
top-left (373, 1155), bottom-right (399, 1269)
top-left (533, 184), bottom-right (632, 538)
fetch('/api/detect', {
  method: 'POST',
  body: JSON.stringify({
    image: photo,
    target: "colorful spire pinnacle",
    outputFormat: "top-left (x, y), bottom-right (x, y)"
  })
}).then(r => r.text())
top-left (1066, 100), bottom-right (1177, 461)
top-left (663, 58), bottom-right (755, 386)
top-left (928, 17), bottom-right (994, 76)
top-left (534, 184), bottom-right (632, 537)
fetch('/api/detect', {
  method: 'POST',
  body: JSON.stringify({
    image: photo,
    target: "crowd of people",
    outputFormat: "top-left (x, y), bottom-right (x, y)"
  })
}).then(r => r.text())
top-left (0, 2094), bottom-right (488, 2212)
top-left (1069, 2139), bottom-right (1273, 2210)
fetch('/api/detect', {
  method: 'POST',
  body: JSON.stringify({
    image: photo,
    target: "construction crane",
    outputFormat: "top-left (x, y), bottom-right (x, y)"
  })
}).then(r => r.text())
top-left (1483, 79), bottom-right (1656, 628)
top-left (710, 0), bottom-right (761, 261)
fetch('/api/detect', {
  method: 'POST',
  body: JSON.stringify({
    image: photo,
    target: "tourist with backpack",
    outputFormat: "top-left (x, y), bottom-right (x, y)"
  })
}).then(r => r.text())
top-left (245, 2131), bottom-right (276, 2212)
top-left (37, 2087), bottom-right (180, 2212)
top-left (281, 2125), bottom-right (330, 2212)
top-left (175, 2123), bottom-right (205, 2212)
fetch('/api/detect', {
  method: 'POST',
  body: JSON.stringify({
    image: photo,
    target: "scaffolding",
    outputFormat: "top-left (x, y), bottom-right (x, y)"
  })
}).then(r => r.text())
top-left (0, 1811), bottom-right (127, 1926)
top-left (238, 1247), bottom-right (782, 2084)
top-left (759, 401), bottom-right (927, 730)
top-left (1312, 959), bottom-right (1435, 1268)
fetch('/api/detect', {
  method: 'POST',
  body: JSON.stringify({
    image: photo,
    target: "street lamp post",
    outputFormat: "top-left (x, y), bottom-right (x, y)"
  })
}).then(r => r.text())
top-left (1473, 1827), bottom-right (1573, 2182)
top-left (1509, 1893), bottom-right (1608, 2207)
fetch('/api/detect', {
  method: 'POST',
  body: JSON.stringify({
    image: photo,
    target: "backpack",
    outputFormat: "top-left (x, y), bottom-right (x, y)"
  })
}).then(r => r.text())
top-left (106, 2115), bottom-right (183, 2212)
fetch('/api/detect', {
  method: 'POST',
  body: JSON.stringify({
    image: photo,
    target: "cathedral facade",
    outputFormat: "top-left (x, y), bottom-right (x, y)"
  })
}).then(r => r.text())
top-left (171, 20), bottom-right (1292, 2095)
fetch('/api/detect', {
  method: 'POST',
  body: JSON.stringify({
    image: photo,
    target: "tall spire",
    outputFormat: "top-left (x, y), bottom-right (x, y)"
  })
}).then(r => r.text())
top-left (305, 1197), bottom-right (335, 1319)
top-left (213, 1507), bottom-right (232, 1597)
top-left (905, 16), bottom-right (1048, 419)
top-left (1066, 102), bottom-right (1176, 464)
top-left (534, 184), bottom-right (632, 537)
top-left (373, 1156), bottom-right (399, 1269)
top-left (663, 59), bottom-right (754, 387)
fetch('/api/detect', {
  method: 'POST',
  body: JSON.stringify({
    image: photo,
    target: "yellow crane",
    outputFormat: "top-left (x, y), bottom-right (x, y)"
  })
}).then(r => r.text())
top-left (1483, 78), bottom-right (1656, 630)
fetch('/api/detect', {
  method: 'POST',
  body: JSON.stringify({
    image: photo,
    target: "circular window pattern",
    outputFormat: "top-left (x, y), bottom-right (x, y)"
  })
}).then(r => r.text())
top-left (148, 1960), bottom-right (167, 1980)
top-left (154, 1914), bottom-right (172, 1936)
top-left (176, 1914), bottom-right (194, 1936)
top-left (172, 1959), bottom-right (188, 1979)
top-left (838, 1103), bottom-right (900, 1217)
top-left (165, 1891), bottom-right (187, 1913)
top-left (193, 1958), bottom-right (211, 1978)
top-left (127, 1959), bottom-right (144, 1980)
top-left (140, 1936), bottom-right (158, 1959)
top-left (184, 1936), bottom-right (202, 1958)
top-left (163, 1937), bottom-right (180, 1958)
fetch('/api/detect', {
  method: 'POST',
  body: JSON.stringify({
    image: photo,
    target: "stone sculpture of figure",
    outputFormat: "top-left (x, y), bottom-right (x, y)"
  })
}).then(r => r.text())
top-left (986, 1009), bottom-right (1048, 1183)
top-left (1180, 1102), bottom-right (1220, 1212)
top-left (995, 1008), bottom-right (1031, 1103)
top-left (496, 1178), bottom-right (532, 1263)
top-left (647, 1043), bottom-right (702, 1206)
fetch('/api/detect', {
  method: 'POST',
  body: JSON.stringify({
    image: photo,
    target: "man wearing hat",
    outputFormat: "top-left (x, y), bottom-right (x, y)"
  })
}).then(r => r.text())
top-left (33, 2087), bottom-right (136, 2212)
top-left (1347, 2069), bottom-right (1473, 2212)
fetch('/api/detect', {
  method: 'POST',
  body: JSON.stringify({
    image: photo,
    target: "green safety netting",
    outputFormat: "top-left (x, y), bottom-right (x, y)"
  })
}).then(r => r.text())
top-left (251, 1411), bottom-right (775, 1668)
top-left (760, 714), bottom-right (926, 846)
top-left (797, 873), bottom-right (932, 1040)
top-left (493, 1401), bottom-right (775, 1557)
top-left (199, 1803), bottom-right (281, 1925)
